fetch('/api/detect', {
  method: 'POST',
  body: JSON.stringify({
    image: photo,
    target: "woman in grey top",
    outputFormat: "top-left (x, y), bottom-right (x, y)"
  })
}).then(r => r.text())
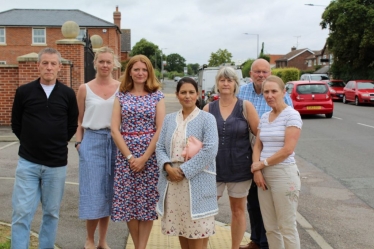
top-left (203, 67), bottom-right (259, 249)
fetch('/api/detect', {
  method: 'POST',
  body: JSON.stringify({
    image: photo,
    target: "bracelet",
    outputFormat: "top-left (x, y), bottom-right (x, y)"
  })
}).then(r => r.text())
top-left (75, 142), bottom-right (81, 148)
top-left (264, 159), bottom-right (269, 167)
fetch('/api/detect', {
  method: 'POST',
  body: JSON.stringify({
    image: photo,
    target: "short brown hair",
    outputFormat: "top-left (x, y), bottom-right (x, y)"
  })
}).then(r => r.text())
top-left (120, 55), bottom-right (160, 93)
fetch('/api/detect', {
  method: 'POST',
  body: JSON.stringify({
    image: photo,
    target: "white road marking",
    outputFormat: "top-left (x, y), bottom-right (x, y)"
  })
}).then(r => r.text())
top-left (0, 142), bottom-right (18, 150)
top-left (357, 123), bottom-right (374, 129)
top-left (332, 116), bottom-right (342, 120)
top-left (297, 212), bottom-right (334, 249)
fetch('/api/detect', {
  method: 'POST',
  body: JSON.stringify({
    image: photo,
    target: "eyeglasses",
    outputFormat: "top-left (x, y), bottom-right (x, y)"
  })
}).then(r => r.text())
top-left (252, 71), bottom-right (270, 75)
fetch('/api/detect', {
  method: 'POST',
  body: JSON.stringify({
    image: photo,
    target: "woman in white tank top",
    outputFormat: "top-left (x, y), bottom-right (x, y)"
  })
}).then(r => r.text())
top-left (75, 47), bottom-right (121, 249)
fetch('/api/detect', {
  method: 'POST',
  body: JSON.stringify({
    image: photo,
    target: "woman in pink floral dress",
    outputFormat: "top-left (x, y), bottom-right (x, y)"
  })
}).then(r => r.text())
top-left (111, 55), bottom-right (165, 249)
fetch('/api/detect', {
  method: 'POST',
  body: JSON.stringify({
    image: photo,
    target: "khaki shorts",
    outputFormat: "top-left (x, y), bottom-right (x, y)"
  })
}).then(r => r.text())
top-left (217, 180), bottom-right (252, 198)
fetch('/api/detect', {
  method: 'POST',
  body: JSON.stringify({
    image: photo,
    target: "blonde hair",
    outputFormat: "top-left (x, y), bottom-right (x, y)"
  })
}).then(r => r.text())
top-left (262, 75), bottom-right (285, 93)
top-left (120, 55), bottom-right (160, 93)
top-left (215, 66), bottom-right (240, 95)
top-left (93, 46), bottom-right (121, 70)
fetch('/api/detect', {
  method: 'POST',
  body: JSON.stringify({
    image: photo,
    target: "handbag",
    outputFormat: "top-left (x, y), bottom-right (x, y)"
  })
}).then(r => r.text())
top-left (181, 136), bottom-right (203, 161)
top-left (242, 100), bottom-right (256, 148)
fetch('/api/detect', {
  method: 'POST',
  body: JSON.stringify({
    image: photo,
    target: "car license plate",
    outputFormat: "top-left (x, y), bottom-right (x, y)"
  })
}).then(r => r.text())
top-left (307, 106), bottom-right (321, 110)
top-left (339, 95), bottom-right (343, 97)
top-left (371, 98), bottom-right (374, 100)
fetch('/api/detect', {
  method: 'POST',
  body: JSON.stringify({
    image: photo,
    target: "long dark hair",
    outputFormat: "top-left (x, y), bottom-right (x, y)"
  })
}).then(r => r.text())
top-left (176, 77), bottom-right (199, 107)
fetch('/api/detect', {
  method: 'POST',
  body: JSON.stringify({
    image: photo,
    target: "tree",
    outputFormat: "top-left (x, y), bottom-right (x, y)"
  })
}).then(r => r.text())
top-left (130, 38), bottom-right (160, 69)
top-left (258, 42), bottom-right (270, 62)
top-left (321, 0), bottom-right (374, 80)
top-left (165, 53), bottom-right (186, 73)
top-left (241, 59), bottom-right (255, 77)
top-left (208, 49), bottom-right (232, 66)
top-left (187, 63), bottom-right (200, 75)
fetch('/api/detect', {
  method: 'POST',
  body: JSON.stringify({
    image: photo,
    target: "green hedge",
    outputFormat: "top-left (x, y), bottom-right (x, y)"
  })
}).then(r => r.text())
top-left (271, 67), bottom-right (300, 83)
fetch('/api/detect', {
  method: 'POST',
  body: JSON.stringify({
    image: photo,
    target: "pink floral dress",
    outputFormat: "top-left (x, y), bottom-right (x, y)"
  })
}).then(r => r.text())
top-left (161, 108), bottom-right (215, 238)
top-left (111, 90), bottom-right (164, 222)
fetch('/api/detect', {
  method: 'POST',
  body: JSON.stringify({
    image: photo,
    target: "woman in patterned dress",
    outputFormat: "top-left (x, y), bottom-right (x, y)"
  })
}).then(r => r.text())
top-left (156, 77), bottom-right (219, 249)
top-left (76, 47), bottom-right (120, 249)
top-left (111, 55), bottom-right (165, 249)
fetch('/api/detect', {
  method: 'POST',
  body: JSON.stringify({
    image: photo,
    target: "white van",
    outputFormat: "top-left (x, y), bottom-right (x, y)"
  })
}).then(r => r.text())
top-left (197, 65), bottom-right (243, 108)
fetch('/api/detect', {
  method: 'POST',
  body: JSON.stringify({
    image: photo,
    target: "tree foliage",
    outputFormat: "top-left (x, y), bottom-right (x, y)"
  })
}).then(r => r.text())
top-left (187, 63), bottom-right (200, 75)
top-left (165, 53), bottom-right (186, 73)
top-left (321, 0), bottom-right (374, 80)
top-left (130, 38), bottom-right (160, 69)
top-left (258, 42), bottom-right (270, 62)
top-left (208, 49), bottom-right (232, 66)
top-left (241, 59), bottom-right (255, 78)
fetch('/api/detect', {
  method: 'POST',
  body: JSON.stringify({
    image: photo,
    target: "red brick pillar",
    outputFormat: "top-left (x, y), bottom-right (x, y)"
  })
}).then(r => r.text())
top-left (0, 65), bottom-right (19, 125)
top-left (56, 40), bottom-right (84, 94)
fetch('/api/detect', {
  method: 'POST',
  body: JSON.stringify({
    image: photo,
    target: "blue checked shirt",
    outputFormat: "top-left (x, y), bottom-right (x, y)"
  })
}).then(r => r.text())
top-left (238, 83), bottom-right (293, 117)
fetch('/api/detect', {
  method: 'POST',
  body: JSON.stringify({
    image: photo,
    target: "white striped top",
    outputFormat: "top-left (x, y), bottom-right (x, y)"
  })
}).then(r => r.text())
top-left (259, 106), bottom-right (302, 164)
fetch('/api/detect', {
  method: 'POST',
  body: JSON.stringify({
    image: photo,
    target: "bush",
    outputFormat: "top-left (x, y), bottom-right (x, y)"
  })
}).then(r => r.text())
top-left (271, 68), bottom-right (300, 83)
top-left (167, 71), bottom-right (184, 80)
top-left (241, 59), bottom-right (254, 78)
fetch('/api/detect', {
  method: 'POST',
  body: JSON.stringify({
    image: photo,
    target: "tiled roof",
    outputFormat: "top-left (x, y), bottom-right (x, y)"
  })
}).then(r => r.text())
top-left (276, 48), bottom-right (314, 61)
top-left (0, 9), bottom-right (117, 27)
top-left (121, 29), bottom-right (131, 52)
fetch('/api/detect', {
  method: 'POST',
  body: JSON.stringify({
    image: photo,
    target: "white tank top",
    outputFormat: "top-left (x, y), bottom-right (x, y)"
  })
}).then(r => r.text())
top-left (82, 84), bottom-right (118, 130)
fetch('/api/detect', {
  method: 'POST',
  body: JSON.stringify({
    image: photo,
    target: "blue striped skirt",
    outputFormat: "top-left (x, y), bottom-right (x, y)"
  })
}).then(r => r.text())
top-left (79, 128), bottom-right (116, 219)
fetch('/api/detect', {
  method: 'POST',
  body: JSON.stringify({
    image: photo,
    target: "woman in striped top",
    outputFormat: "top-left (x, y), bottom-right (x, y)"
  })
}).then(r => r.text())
top-left (251, 75), bottom-right (303, 249)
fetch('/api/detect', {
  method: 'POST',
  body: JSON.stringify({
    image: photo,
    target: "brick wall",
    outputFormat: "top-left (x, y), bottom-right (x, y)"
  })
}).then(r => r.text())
top-left (57, 42), bottom-right (84, 93)
top-left (288, 51), bottom-right (314, 70)
top-left (0, 65), bottom-right (18, 125)
top-left (0, 27), bottom-right (120, 66)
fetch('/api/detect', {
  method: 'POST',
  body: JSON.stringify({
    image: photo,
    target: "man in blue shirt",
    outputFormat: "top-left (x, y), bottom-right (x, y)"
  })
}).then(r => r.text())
top-left (238, 59), bottom-right (293, 249)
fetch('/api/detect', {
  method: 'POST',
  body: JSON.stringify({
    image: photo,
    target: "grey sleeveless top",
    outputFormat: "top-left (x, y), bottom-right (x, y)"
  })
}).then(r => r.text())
top-left (209, 98), bottom-right (253, 182)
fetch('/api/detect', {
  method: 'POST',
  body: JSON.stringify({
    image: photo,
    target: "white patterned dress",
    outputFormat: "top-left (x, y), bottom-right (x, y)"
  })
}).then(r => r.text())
top-left (161, 108), bottom-right (215, 239)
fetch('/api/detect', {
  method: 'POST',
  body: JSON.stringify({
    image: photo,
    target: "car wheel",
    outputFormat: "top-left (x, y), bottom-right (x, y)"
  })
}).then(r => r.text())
top-left (325, 113), bottom-right (333, 118)
top-left (355, 96), bottom-right (360, 106)
top-left (342, 95), bottom-right (347, 104)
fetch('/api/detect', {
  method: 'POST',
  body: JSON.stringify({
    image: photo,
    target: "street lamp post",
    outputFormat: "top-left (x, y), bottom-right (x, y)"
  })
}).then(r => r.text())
top-left (305, 4), bottom-right (327, 7)
top-left (160, 48), bottom-right (167, 81)
top-left (244, 33), bottom-right (259, 58)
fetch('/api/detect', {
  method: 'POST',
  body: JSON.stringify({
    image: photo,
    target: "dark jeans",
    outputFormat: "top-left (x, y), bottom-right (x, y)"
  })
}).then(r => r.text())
top-left (247, 181), bottom-right (269, 249)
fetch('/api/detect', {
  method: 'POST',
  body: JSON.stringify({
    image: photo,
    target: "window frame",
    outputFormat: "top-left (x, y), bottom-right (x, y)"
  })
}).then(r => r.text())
top-left (0, 27), bottom-right (5, 44)
top-left (76, 28), bottom-right (87, 41)
top-left (32, 28), bottom-right (46, 44)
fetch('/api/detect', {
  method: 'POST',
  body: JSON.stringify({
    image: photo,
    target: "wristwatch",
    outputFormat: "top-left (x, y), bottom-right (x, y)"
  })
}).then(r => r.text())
top-left (126, 154), bottom-right (133, 160)
top-left (75, 142), bottom-right (81, 148)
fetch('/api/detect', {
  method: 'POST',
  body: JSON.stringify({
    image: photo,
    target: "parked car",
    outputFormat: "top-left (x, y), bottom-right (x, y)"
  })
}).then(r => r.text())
top-left (174, 76), bottom-right (181, 82)
top-left (343, 80), bottom-right (374, 105)
top-left (300, 73), bottom-right (329, 81)
top-left (326, 80), bottom-right (345, 101)
top-left (285, 81), bottom-right (334, 118)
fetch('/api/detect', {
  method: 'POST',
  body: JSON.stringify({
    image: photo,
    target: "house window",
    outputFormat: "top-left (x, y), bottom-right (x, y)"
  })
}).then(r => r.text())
top-left (0, 61), bottom-right (6, 65)
top-left (32, 28), bottom-right (46, 44)
top-left (308, 60), bottom-right (312, 67)
top-left (76, 28), bottom-right (86, 41)
top-left (0, 27), bottom-right (5, 44)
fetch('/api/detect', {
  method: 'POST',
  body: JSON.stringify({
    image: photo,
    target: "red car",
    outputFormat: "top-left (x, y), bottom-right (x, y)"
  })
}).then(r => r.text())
top-left (343, 80), bottom-right (374, 105)
top-left (285, 81), bottom-right (334, 118)
top-left (325, 80), bottom-right (345, 101)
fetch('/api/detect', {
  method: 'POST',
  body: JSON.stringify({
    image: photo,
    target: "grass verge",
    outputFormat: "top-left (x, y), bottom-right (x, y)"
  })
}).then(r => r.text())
top-left (0, 224), bottom-right (38, 249)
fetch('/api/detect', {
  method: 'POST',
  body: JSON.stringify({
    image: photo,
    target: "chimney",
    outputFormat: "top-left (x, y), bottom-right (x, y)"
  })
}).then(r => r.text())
top-left (291, 46), bottom-right (296, 51)
top-left (113, 6), bottom-right (121, 29)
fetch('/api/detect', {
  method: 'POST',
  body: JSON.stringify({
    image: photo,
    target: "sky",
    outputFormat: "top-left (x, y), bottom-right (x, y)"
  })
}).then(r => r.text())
top-left (1, 0), bottom-right (331, 65)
